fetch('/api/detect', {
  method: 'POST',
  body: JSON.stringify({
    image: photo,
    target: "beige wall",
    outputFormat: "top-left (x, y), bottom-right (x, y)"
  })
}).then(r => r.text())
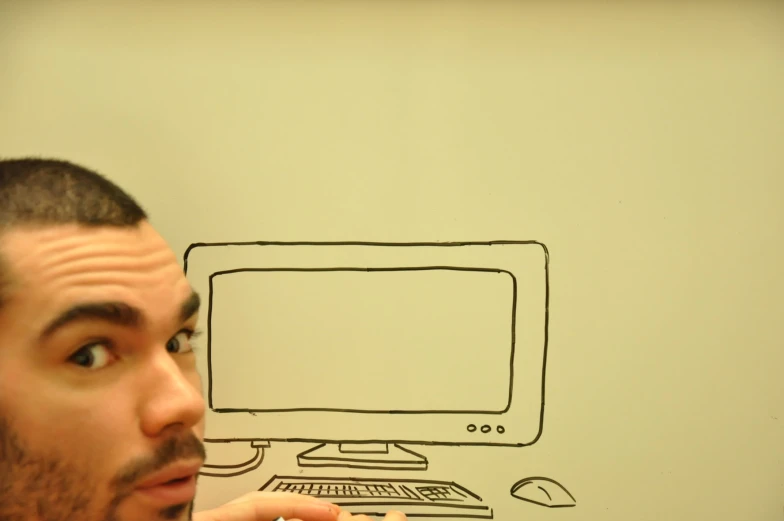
top-left (1, 1), bottom-right (782, 520)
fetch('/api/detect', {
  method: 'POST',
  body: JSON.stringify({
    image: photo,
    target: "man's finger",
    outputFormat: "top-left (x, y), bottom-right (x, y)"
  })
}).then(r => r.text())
top-left (193, 498), bottom-right (339, 521)
top-left (341, 515), bottom-right (371, 521)
top-left (224, 491), bottom-right (336, 507)
top-left (383, 511), bottom-right (407, 521)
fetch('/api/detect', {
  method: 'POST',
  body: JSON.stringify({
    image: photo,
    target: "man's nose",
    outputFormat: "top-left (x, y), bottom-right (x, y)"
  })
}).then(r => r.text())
top-left (137, 349), bottom-right (206, 438)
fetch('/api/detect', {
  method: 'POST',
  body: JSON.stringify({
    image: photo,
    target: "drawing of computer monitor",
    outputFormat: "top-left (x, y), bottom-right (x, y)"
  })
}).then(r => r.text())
top-left (183, 241), bottom-right (549, 471)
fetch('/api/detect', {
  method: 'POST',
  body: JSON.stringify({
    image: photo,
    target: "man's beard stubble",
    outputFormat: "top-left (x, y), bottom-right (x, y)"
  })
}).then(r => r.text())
top-left (0, 416), bottom-right (205, 521)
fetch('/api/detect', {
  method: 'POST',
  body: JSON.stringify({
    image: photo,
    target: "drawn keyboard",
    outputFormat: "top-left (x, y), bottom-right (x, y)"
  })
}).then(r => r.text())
top-left (260, 475), bottom-right (493, 518)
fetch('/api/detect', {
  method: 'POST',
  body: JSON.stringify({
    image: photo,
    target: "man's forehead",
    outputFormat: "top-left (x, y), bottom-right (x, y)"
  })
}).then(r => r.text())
top-left (0, 222), bottom-right (189, 314)
top-left (2, 221), bottom-right (173, 269)
top-left (3, 221), bottom-right (167, 252)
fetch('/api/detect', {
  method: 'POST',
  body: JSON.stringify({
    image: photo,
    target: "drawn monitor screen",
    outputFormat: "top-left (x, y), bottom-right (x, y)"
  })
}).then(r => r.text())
top-left (210, 268), bottom-right (513, 413)
top-left (185, 242), bottom-right (548, 446)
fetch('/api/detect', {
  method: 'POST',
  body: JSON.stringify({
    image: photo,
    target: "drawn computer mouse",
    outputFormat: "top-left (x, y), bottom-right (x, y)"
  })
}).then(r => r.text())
top-left (510, 476), bottom-right (577, 508)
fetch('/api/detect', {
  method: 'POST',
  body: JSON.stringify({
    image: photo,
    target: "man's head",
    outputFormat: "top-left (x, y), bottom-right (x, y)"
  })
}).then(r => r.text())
top-left (0, 158), bottom-right (206, 521)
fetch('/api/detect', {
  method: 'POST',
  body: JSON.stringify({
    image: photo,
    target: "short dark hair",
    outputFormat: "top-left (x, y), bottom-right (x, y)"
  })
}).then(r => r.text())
top-left (0, 157), bottom-right (146, 227)
top-left (0, 157), bottom-right (148, 306)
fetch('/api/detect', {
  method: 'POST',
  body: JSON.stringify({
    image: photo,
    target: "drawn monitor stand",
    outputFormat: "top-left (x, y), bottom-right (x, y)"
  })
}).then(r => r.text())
top-left (297, 441), bottom-right (428, 471)
top-left (183, 241), bottom-right (568, 518)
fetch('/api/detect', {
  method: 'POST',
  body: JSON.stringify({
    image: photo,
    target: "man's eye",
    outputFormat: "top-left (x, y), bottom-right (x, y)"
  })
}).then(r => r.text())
top-left (166, 331), bottom-right (195, 354)
top-left (69, 343), bottom-right (114, 370)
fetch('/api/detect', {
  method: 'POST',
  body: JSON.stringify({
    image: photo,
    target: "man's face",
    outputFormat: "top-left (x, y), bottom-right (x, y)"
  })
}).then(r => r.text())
top-left (0, 222), bottom-right (206, 521)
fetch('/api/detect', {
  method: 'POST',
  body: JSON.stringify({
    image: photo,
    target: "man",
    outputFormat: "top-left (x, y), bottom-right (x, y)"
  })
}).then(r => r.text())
top-left (0, 157), bottom-right (405, 521)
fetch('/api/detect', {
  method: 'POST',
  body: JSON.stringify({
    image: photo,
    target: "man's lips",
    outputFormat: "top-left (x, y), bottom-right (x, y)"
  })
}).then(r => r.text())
top-left (135, 460), bottom-right (202, 505)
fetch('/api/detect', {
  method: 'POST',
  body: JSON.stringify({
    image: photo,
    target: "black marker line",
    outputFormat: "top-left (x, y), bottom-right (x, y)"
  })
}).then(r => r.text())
top-left (203, 436), bottom-right (531, 448)
top-left (399, 485), bottom-right (419, 499)
top-left (305, 502), bottom-right (486, 510)
top-left (264, 476), bottom-right (483, 502)
top-left (509, 476), bottom-right (576, 507)
top-left (206, 274), bottom-right (215, 409)
top-left (200, 447), bottom-right (261, 469)
top-left (208, 266), bottom-right (516, 415)
top-left (297, 463), bottom-right (429, 471)
top-left (533, 241), bottom-right (551, 444)
top-left (189, 240), bottom-right (560, 511)
top-left (186, 241), bottom-right (549, 436)
top-left (295, 443), bottom-right (427, 471)
top-left (260, 475), bottom-right (492, 517)
top-left (183, 239), bottom-right (548, 275)
top-left (451, 487), bottom-right (467, 499)
top-left (340, 510), bottom-right (493, 519)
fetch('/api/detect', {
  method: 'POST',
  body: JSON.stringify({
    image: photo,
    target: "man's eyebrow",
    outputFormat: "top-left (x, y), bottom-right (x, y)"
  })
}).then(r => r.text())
top-left (40, 302), bottom-right (143, 340)
top-left (180, 291), bottom-right (200, 322)
top-left (39, 291), bottom-right (200, 341)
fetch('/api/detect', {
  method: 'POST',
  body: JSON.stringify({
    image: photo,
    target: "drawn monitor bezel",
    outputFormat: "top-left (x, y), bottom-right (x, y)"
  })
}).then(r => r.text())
top-left (183, 241), bottom-right (549, 448)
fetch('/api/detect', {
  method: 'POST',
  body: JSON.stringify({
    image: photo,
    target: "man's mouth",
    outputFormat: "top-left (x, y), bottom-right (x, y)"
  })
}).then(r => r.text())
top-left (163, 476), bottom-right (191, 485)
top-left (135, 461), bottom-right (201, 505)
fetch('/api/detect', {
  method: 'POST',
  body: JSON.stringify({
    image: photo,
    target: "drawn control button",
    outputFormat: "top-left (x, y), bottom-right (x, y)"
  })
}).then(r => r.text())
top-left (480, 425), bottom-right (491, 433)
top-left (467, 424), bottom-right (477, 432)
top-left (497, 425), bottom-right (505, 434)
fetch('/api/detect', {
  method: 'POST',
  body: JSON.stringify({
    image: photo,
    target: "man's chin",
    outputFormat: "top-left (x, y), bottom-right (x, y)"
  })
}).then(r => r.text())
top-left (160, 500), bottom-right (194, 520)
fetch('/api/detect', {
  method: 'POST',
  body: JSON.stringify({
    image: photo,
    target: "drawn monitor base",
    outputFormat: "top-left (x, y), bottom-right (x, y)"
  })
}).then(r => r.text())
top-left (298, 443), bottom-right (428, 471)
top-left (260, 475), bottom-right (493, 519)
